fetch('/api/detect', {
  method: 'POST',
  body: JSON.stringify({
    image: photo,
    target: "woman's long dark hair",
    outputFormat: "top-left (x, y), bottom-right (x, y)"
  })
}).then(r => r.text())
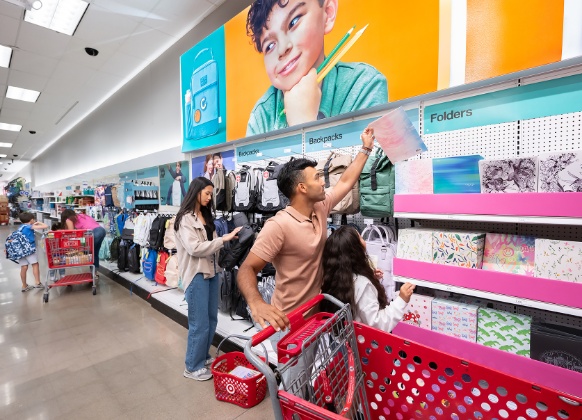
top-left (175, 177), bottom-right (215, 233)
top-left (321, 226), bottom-right (388, 316)
top-left (60, 209), bottom-right (78, 228)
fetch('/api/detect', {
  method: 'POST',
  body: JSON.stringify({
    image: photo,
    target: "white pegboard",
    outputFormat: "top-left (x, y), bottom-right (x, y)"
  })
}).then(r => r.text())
top-left (415, 219), bottom-right (519, 235)
top-left (421, 122), bottom-right (519, 160)
top-left (517, 223), bottom-right (582, 242)
top-left (515, 306), bottom-right (582, 330)
top-left (520, 111), bottom-right (582, 155)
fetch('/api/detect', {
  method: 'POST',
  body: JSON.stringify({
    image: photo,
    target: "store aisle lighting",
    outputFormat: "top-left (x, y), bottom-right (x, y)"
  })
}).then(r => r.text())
top-left (0, 143), bottom-right (13, 148)
top-left (0, 45), bottom-right (12, 68)
top-left (0, 155), bottom-right (6, 158)
top-left (24, 0), bottom-right (89, 36)
top-left (0, 123), bottom-right (21, 132)
top-left (6, 86), bottom-right (40, 103)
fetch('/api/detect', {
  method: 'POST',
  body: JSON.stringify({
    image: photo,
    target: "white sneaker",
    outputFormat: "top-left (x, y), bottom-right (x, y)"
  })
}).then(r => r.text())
top-left (204, 357), bottom-right (215, 367)
top-left (183, 368), bottom-right (212, 381)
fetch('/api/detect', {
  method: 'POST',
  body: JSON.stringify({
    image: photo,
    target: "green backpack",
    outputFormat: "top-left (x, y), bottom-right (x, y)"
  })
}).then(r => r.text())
top-left (359, 149), bottom-right (395, 218)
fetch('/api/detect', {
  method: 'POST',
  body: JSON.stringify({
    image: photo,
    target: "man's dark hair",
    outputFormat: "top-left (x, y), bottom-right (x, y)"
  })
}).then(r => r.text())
top-left (19, 212), bottom-right (34, 223)
top-left (247, 0), bottom-right (325, 52)
top-left (277, 158), bottom-right (317, 199)
top-left (212, 152), bottom-right (222, 160)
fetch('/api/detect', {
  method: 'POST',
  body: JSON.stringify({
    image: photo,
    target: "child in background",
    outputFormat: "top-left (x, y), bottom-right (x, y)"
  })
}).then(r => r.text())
top-left (17, 213), bottom-right (48, 292)
top-left (245, 0), bottom-right (388, 136)
top-left (321, 226), bottom-right (415, 332)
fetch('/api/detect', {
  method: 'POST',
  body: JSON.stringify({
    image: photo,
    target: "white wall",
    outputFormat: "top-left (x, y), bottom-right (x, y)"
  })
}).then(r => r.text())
top-left (30, 0), bottom-right (252, 188)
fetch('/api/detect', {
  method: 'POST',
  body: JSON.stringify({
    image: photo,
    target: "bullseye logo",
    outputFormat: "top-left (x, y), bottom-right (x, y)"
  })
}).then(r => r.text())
top-left (226, 383), bottom-right (236, 394)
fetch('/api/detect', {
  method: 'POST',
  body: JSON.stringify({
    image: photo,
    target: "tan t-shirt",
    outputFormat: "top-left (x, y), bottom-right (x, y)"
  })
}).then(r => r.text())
top-left (250, 191), bottom-right (337, 313)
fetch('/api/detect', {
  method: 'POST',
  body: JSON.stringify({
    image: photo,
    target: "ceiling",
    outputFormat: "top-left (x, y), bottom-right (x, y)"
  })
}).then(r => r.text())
top-left (0, 0), bottom-right (225, 179)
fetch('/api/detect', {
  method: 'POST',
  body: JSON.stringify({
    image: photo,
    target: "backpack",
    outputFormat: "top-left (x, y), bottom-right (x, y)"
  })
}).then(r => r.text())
top-left (149, 216), bottom-right (168, 249)
top-left (5, 226), bottom-right (35, 262)
top-left (218, 224), bottom-right (256, 270)
top-left (256, 161), bottom-right (289, 213)
top-left (165, 254), bottom-right (179, 287)
top-left (155, 251), bottom-right (170, 285)
top-left (163, 217), bottom-right (176, 250)
top-left (212, 168), bottom-right (227, 211)
top-left (118, 239), bottom-right (130, 271)
top-left (127, 243), bottom-right (141, 273)
top-left (214, 217), bottom-right (229, 238)
top-left (104, 186), bottom-right (114, 207)
top-left (316, 152), bottom-right (360, 214)
top-left (99, 236), bottom-right (112, 260)
top-left (225, 171), bottom-right (236, 213)
top-left (142, 249), bottom-right (157, 280)
top-left (360, 149), bottom-right (395, 218)
top-left (109, 237), bottom-right (121, 262)
top-left (218, 270), bottom-right (237, 313)
top-left (233, 165), bottom-right (255, 211)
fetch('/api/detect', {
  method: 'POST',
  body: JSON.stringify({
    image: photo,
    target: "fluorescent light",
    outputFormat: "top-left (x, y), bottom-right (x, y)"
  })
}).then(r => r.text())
top-left (24, 0), bottom-right (89, 36)
top-left (0, 155), bottom-right (6, 158)
top-left (0, 44), bottom-right (12, 68)
top-left (0, 123), bottom-right (21, 132)
top-left (6, 86), bottom-right (41, 103)
top-left (0, 143), bottom-right (12, 148)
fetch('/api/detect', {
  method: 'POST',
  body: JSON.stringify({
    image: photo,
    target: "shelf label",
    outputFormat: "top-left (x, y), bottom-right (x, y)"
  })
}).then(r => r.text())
top-left (236, 134), bottom-right (302, 163)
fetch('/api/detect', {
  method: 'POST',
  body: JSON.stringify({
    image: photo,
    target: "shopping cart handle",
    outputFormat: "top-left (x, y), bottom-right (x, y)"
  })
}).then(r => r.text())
top-left (251, 294), bottom-right (325, 347)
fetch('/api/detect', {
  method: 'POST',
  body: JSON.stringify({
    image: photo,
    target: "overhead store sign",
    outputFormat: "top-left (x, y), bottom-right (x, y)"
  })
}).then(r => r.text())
top-left (424, 73), bottom-right (582, 134)
top-left (181, 0), bottom-right (577, 151)
top-left (236, 134), bottom-right (302, 163)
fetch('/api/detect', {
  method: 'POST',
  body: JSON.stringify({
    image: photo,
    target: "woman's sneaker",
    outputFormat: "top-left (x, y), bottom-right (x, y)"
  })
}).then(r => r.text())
top-left (205, 357), bottom-right (215, 367)
top-left (183, 367), bottom-right (212, 381)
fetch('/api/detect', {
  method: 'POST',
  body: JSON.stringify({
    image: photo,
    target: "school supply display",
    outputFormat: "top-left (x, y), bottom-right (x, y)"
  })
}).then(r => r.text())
top-left (530, 321), bottom-right (582, 373)
top-left (433, 230), bottom-right (486, 269)
top-left (482, 233), bottom-right (536, 276)
top-left (479, 157), bottom-right (538, 193)
top-left (431, 298), bottom-right (479, 342)
top-left (432, 155), bottom-right (483, 194)
top-left (395, 159), bottom-right (433, 194)
top-left (396, 228), bottom-right (434, 263)
top-left (477, 308), bottom-right (531, 357)
top-left (401, 294), bottom-right (434, 330)
top-left (538, 151), bottom-right (582, 192)
top-left (534, 238), bottom-right (582, 282)
top-left (367, 107), bottom-right (428, 163)
top-left (316, 152), bottom-right (360, 214)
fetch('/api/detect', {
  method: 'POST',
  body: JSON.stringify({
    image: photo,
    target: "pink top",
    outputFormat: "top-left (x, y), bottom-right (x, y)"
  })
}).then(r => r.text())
top-left (73, 213), bottom-right (100, 230)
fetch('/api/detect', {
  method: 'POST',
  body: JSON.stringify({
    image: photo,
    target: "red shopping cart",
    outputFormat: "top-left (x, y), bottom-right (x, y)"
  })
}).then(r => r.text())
top-left (245, 294), bottom-right (370, 420)
top-left (42, 229), bottom-right (96, 302)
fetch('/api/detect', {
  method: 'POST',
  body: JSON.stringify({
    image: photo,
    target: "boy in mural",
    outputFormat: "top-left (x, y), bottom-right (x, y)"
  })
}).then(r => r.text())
top-left (245, 0), bottom-right (388, 136)
top-left (167, 162), bottom-right (188, 205)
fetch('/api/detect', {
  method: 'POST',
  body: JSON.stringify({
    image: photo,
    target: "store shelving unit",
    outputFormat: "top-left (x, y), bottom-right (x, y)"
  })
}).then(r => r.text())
top-left (394, 192), bottom-right (582, 225)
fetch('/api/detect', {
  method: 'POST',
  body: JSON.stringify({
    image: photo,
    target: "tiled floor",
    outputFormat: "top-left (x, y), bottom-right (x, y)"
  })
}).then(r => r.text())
top-left (0, 226), bottom-right (273, 419)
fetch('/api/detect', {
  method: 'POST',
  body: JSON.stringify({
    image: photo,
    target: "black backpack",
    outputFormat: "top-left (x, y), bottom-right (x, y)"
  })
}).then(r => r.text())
top-left (218, 270), bottom-right (237, 313)
top-left (118, 239), bottom-right (130, 271)
top-left (149, 216), bottom-right (168, 249)
top-left (109, 236), bottom-right (121, 262)
top-left (218, 224), bottom-right (256, 271)
top-left (127, 243), bottom-right (141, 273)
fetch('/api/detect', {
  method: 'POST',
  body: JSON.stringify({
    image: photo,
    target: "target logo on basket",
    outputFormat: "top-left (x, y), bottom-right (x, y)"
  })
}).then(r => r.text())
top-left (63, 240), bottom-right (80, 247)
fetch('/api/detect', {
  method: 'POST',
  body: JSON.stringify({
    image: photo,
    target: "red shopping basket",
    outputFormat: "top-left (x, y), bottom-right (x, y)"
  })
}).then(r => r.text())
top-left (211, 335), bottom-right (268, 409)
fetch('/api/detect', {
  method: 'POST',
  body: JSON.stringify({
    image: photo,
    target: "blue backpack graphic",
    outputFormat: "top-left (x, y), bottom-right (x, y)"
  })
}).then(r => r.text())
top-left (5, 226), bottom-right (35, 263)
top-left (142, 249), bottom-right (158, 281)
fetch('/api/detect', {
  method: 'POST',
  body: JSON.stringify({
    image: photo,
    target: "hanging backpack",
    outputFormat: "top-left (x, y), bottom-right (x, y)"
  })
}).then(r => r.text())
top-left (104, 186), bottom-right (114, 207)
top-left (142, 249), bottom-right (157, 280)
top-left (165, 254), bottom-right (180, 287)
top-left (149, 216), bottom-right (168, 249)
top-left (127, 243), bottom-right (141, 273)
top-left (218, 270), bottom-right (237, 313)
top-left (118, 239), bottom-right (130, 271)
top-left (155, 251), bottom-right (170, 285)
top-left (225, 171), bottom-right (236, 213)
top-left (99, 236), bottom-right (112, 260)
top-left (212, 168), bottom-right (227, 211)
top-left (360, 149), bottom-right (395, 218)
top-left (109, 236), bottom-right (121, 262)
top-left (218, 224), bottom-right (256, 270)
top-left (5, 226), bottom-right (35, 263)
top-left (163, 217), bottom-right (177, 250)
top-left (214, 217), bottom-right (229, 238)
top-left (233, 165), bottom-right (255, 212)
top-left (361, 224), bottom-right (397, 301)
top-left (256, 161), bottom-right (289, 213)
top-left (316, 152), bottom-right (360, 214)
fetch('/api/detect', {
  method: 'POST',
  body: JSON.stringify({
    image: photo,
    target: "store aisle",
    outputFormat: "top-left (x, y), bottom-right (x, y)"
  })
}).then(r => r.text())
top-left (0, 226), bottom-right (273, 420)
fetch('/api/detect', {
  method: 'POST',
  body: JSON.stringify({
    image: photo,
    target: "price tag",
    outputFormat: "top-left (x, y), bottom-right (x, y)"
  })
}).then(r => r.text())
top-left (364, 218), bottom-right (374, 226)
top-left (517, 218), bottom-right (528, 223)
top-left (323, 142), bottom-right (332, 148)
top-left (445, 286), bottom-right (453, 292)
top-left (256, 152), bottom-right (263, 157)
top-left (446, 214), bottom-right (455, 220)
top-left (514, 298), bottom-right (524, 305)
top-left (284, 148), bottom-right (291, 153)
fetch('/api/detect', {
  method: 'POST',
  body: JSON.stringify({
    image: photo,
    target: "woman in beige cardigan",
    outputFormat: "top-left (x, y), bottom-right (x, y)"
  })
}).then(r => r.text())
top-left (175, 177), bottom-right (241, 381)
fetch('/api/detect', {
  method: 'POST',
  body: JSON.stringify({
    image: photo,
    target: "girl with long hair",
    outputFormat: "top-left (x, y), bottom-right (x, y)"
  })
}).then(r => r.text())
top-left (175, 177), bottom-right (241, 381)
top-left (203, 155), bottom-right (214, 180)
top-left (321, 226), bottom-right (415, 332)
top-left (61, 209), bottom-right (106, 278)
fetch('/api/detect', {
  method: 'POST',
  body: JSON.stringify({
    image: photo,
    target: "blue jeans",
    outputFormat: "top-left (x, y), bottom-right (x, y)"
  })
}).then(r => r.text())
top-left (92, 227), bottom-right (106, 270)
top-left (185, 273), bottom-right (218, 372)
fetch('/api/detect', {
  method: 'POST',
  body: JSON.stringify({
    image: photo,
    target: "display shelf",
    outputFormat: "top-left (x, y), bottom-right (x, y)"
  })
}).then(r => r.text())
top-left (392, 322), bottom-right (582, 399)
top-left (133, 200), bottom-right (159, 205)
top-left (393, 258), bottom-right (582, 317)
top-left (394, 192), bottom-right (582, 225)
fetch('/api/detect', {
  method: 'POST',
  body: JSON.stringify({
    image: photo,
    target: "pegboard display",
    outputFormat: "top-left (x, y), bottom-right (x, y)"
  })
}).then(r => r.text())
top-left (520, 111), bottom-right (582, 155)
top-left (421, 122), bottom-right (519, 160)
top-left (415, 220), bottom-right (519, 236)
top-left (517, 223), bottom-right (582, 242)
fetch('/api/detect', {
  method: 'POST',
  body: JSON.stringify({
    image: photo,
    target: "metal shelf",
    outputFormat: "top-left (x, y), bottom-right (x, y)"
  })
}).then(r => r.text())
top-left (393, 212), bottom-right (582, 225)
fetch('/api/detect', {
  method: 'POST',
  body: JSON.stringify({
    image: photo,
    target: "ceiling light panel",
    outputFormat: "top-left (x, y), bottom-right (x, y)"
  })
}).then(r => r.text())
top-left (0, 123), bottom-right (21, 132)
top-left (0, 44), bottom-right (12, 68)
top-left (6, 86), bottom-right (41, 103)
top-left (0, 143), bottom-right (13, 148)
top-left (24, 0), bottom-right (89, 36)
top-left (0, 155), bottom-right (6, 158)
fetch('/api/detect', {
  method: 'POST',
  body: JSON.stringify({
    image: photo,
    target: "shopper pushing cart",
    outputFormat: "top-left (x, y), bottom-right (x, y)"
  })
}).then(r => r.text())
top-left (42, 229), bottom-right (97, 302)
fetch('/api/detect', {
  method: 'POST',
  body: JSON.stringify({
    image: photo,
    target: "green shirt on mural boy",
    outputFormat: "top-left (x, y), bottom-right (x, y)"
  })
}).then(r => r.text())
top-left (245, 0), bottom-right (389, 137)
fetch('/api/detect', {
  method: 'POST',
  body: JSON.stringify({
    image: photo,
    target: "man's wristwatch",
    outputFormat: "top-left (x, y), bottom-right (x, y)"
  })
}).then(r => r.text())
top-left (360, 148), bottom-right (371, 156)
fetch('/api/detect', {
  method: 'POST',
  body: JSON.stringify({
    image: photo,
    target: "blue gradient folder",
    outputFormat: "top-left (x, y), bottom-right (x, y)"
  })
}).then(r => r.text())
top-left (433, 155), bottom-right (483, 194)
